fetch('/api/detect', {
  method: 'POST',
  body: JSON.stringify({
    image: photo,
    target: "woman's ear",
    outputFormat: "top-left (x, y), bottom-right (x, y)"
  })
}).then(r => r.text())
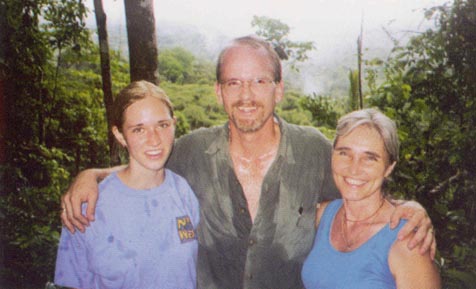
top-left (112, 126), bottom-right (127, 148)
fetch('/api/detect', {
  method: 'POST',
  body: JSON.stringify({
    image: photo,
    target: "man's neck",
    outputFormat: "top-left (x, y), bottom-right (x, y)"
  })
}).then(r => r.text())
top-left (228, 117), bottom-right (281, 222)
top-left (228, 118), bottom-right (281, 159)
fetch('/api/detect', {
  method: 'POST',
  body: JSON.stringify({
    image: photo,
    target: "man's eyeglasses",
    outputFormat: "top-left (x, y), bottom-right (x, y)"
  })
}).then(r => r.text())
top-left (220, 78), bottom-right (276, 97)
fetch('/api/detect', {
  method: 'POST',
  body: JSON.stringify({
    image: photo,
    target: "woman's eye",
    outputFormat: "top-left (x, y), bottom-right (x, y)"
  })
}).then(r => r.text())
top-left (362, 154), bottom-right (379, 163)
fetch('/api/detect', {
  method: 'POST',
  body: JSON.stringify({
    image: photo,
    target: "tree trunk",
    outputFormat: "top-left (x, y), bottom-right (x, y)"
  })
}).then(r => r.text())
top-left (123, 0), bottom-right (159, 84)
top-left (0, 1), bottom-right (6, 164)
top-left (357, 18), bottom-right (363, 109)
top-left (93, 0), bottom-right (120, 165)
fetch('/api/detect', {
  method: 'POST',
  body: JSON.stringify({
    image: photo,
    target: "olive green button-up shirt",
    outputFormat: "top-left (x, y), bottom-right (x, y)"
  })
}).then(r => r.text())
top-left (167, 117), bottom-right (339, 289)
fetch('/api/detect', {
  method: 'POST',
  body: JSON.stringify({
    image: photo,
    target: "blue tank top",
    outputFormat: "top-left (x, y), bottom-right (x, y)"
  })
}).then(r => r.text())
top-left (301, 199), bottom-right (405, 289)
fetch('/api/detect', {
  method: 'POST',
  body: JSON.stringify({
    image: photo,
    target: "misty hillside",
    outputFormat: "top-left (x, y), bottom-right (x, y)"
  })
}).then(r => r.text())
top-left (101, 20), bottom-right (413, 97)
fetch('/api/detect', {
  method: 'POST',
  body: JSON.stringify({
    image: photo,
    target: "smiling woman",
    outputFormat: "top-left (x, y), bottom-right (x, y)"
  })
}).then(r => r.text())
top-left (54, 81), bottom-right (199, 289)
top-left (302, 108), bottom-right (441, 289)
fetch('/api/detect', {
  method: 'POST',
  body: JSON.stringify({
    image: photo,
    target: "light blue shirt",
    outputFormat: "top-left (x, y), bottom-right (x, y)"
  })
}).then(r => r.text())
top-left (55, 170), bottom-right (199, 289)
top-left (302, 199), bottom-right (405, 289)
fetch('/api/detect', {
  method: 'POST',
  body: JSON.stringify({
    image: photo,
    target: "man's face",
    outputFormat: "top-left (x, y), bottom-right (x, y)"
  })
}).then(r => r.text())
top-left (215, 45), bottom-right (283, 133)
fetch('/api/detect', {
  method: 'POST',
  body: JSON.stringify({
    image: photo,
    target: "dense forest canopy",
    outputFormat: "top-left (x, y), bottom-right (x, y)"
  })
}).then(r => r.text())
top-left (0, 0), bottom-right (474, 288)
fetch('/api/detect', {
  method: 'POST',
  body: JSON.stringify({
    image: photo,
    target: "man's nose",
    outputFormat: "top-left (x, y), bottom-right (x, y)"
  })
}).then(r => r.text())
top-left (239, 80), bottom-right (253, 100)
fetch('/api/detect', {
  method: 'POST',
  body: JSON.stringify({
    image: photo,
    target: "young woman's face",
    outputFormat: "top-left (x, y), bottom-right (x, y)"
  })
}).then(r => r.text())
top-left (113, 96), bottom-right (175, 175)
top-left (332, 125), bottom-right (395, 202)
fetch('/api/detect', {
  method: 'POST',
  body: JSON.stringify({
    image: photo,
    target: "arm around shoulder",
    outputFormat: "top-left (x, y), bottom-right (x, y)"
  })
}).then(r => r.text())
top-left (389, 235), bottom-right (441, 289)
top-left (61, 165), bottom-right (125, 233)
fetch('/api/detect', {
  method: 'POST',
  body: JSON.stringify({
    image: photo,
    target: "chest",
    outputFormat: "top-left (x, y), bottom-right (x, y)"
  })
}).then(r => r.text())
top-left (85, 195), bottom-right (198, 283)
top-left (231, 151), bottom-right (277, 220)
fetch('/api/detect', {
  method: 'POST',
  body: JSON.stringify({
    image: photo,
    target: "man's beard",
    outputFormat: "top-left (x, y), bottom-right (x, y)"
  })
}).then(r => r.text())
top-left (230, 101), bottom-right (269, 133)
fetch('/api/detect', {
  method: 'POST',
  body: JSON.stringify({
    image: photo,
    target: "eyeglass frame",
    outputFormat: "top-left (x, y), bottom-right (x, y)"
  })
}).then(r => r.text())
top-left (219, 78), bottom-right (277, 96)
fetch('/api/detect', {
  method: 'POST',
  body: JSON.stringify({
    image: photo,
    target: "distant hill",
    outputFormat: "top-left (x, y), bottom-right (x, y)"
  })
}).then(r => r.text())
top-left (98, 19), bottom-right (428, 97)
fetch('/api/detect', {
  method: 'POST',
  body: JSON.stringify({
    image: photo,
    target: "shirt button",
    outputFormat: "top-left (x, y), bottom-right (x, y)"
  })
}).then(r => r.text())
top-left (249, 239), bottom-right (255, 246)
top-left (240, 208), bottom-right (246, 214)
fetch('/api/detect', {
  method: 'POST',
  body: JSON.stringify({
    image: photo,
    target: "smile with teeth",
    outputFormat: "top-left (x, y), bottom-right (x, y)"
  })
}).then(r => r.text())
top-left (344, 177), bottom-right (366, 186)
top-left (146, 150), bottom-right (162, 157)
top-left (237, 105), bottom-right (257, 112)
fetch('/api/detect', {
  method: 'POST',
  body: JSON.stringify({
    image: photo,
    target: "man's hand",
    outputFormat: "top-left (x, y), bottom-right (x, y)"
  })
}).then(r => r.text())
top-left (389, 200), bottom-right (436, 260)
top-left (61, 169), bottom-right (102, 233)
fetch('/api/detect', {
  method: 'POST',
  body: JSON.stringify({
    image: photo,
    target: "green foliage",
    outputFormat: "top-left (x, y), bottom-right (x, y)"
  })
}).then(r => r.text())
top-left (366, 0), bottom-right (476, 287)
top-left (299, 93), bottom-right (341, 128)
top-left (1, 1), bottom-right (474, 288)
top-left (158, 47), bottom-right (215, 84)
top-left (1, 147), bottom-right (70, 286)
top-left (251, 16), bottom-right (315, 69)
top-left (275, 90), bottom-right (312, 126)
top-left (0, 0), bottom-right (120, 287)
top-left (161, 82), bottom-right (226, 133)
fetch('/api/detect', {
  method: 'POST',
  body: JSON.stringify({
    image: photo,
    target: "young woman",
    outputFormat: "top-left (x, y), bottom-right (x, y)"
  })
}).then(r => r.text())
top-left (302, 108), bottom-right (440, 289)
top-left (54, 81), bottom-right (199, 289)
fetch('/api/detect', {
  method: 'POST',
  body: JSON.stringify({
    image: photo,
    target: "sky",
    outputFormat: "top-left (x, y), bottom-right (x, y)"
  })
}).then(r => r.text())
top-left (85, 0), bottom-right (448, 42)
top-left (84, 0), bottom-right (449, 93)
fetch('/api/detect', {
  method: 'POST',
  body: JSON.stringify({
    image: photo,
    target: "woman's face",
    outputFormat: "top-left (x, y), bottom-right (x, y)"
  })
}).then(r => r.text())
top-left (332, 125), bottom-right (395, 202)
top-left (113, 96), bottom-right (176, 175)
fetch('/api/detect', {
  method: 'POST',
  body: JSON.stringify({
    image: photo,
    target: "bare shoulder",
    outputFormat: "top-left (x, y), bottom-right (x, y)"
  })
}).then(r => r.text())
top-left (389, 236), bottom-right (441, 289)
top-left (315, 201), bottom-right (331, 228)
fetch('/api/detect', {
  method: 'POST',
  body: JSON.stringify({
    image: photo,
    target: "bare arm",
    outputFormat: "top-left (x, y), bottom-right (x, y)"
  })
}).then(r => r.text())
top-left (389, 200), bottom-right (436, 259)
top-left (389, 235), bottom-right (441, 289)
top-left (60, 165), bottom-right (125, 233)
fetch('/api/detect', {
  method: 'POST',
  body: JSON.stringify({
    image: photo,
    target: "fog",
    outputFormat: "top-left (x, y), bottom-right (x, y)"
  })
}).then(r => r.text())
top-left (85, 0), bottom-right (449, 95)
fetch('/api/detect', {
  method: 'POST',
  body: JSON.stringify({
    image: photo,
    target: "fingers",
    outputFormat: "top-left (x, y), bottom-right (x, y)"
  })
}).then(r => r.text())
top-left (396, 209), bottom-right (425, 240)
top-left (70, 192), bottom-right (90, 232)
top-left (430, 233), bottom-right (437, 260)
top-left (60, 195), bottom-right (75, 234)
top-left (61, 191), bottom-right (88, 233)
top-left (85, 192), bottom-right (98, 222)
top-left (417, 225), bottom-right (434, 254)
top-left (398, 210), bottom-right (432, 249)
top-left (389, 212), bottom-right (401, 229)
top-left (419, 227), bottom-right (437, 260)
